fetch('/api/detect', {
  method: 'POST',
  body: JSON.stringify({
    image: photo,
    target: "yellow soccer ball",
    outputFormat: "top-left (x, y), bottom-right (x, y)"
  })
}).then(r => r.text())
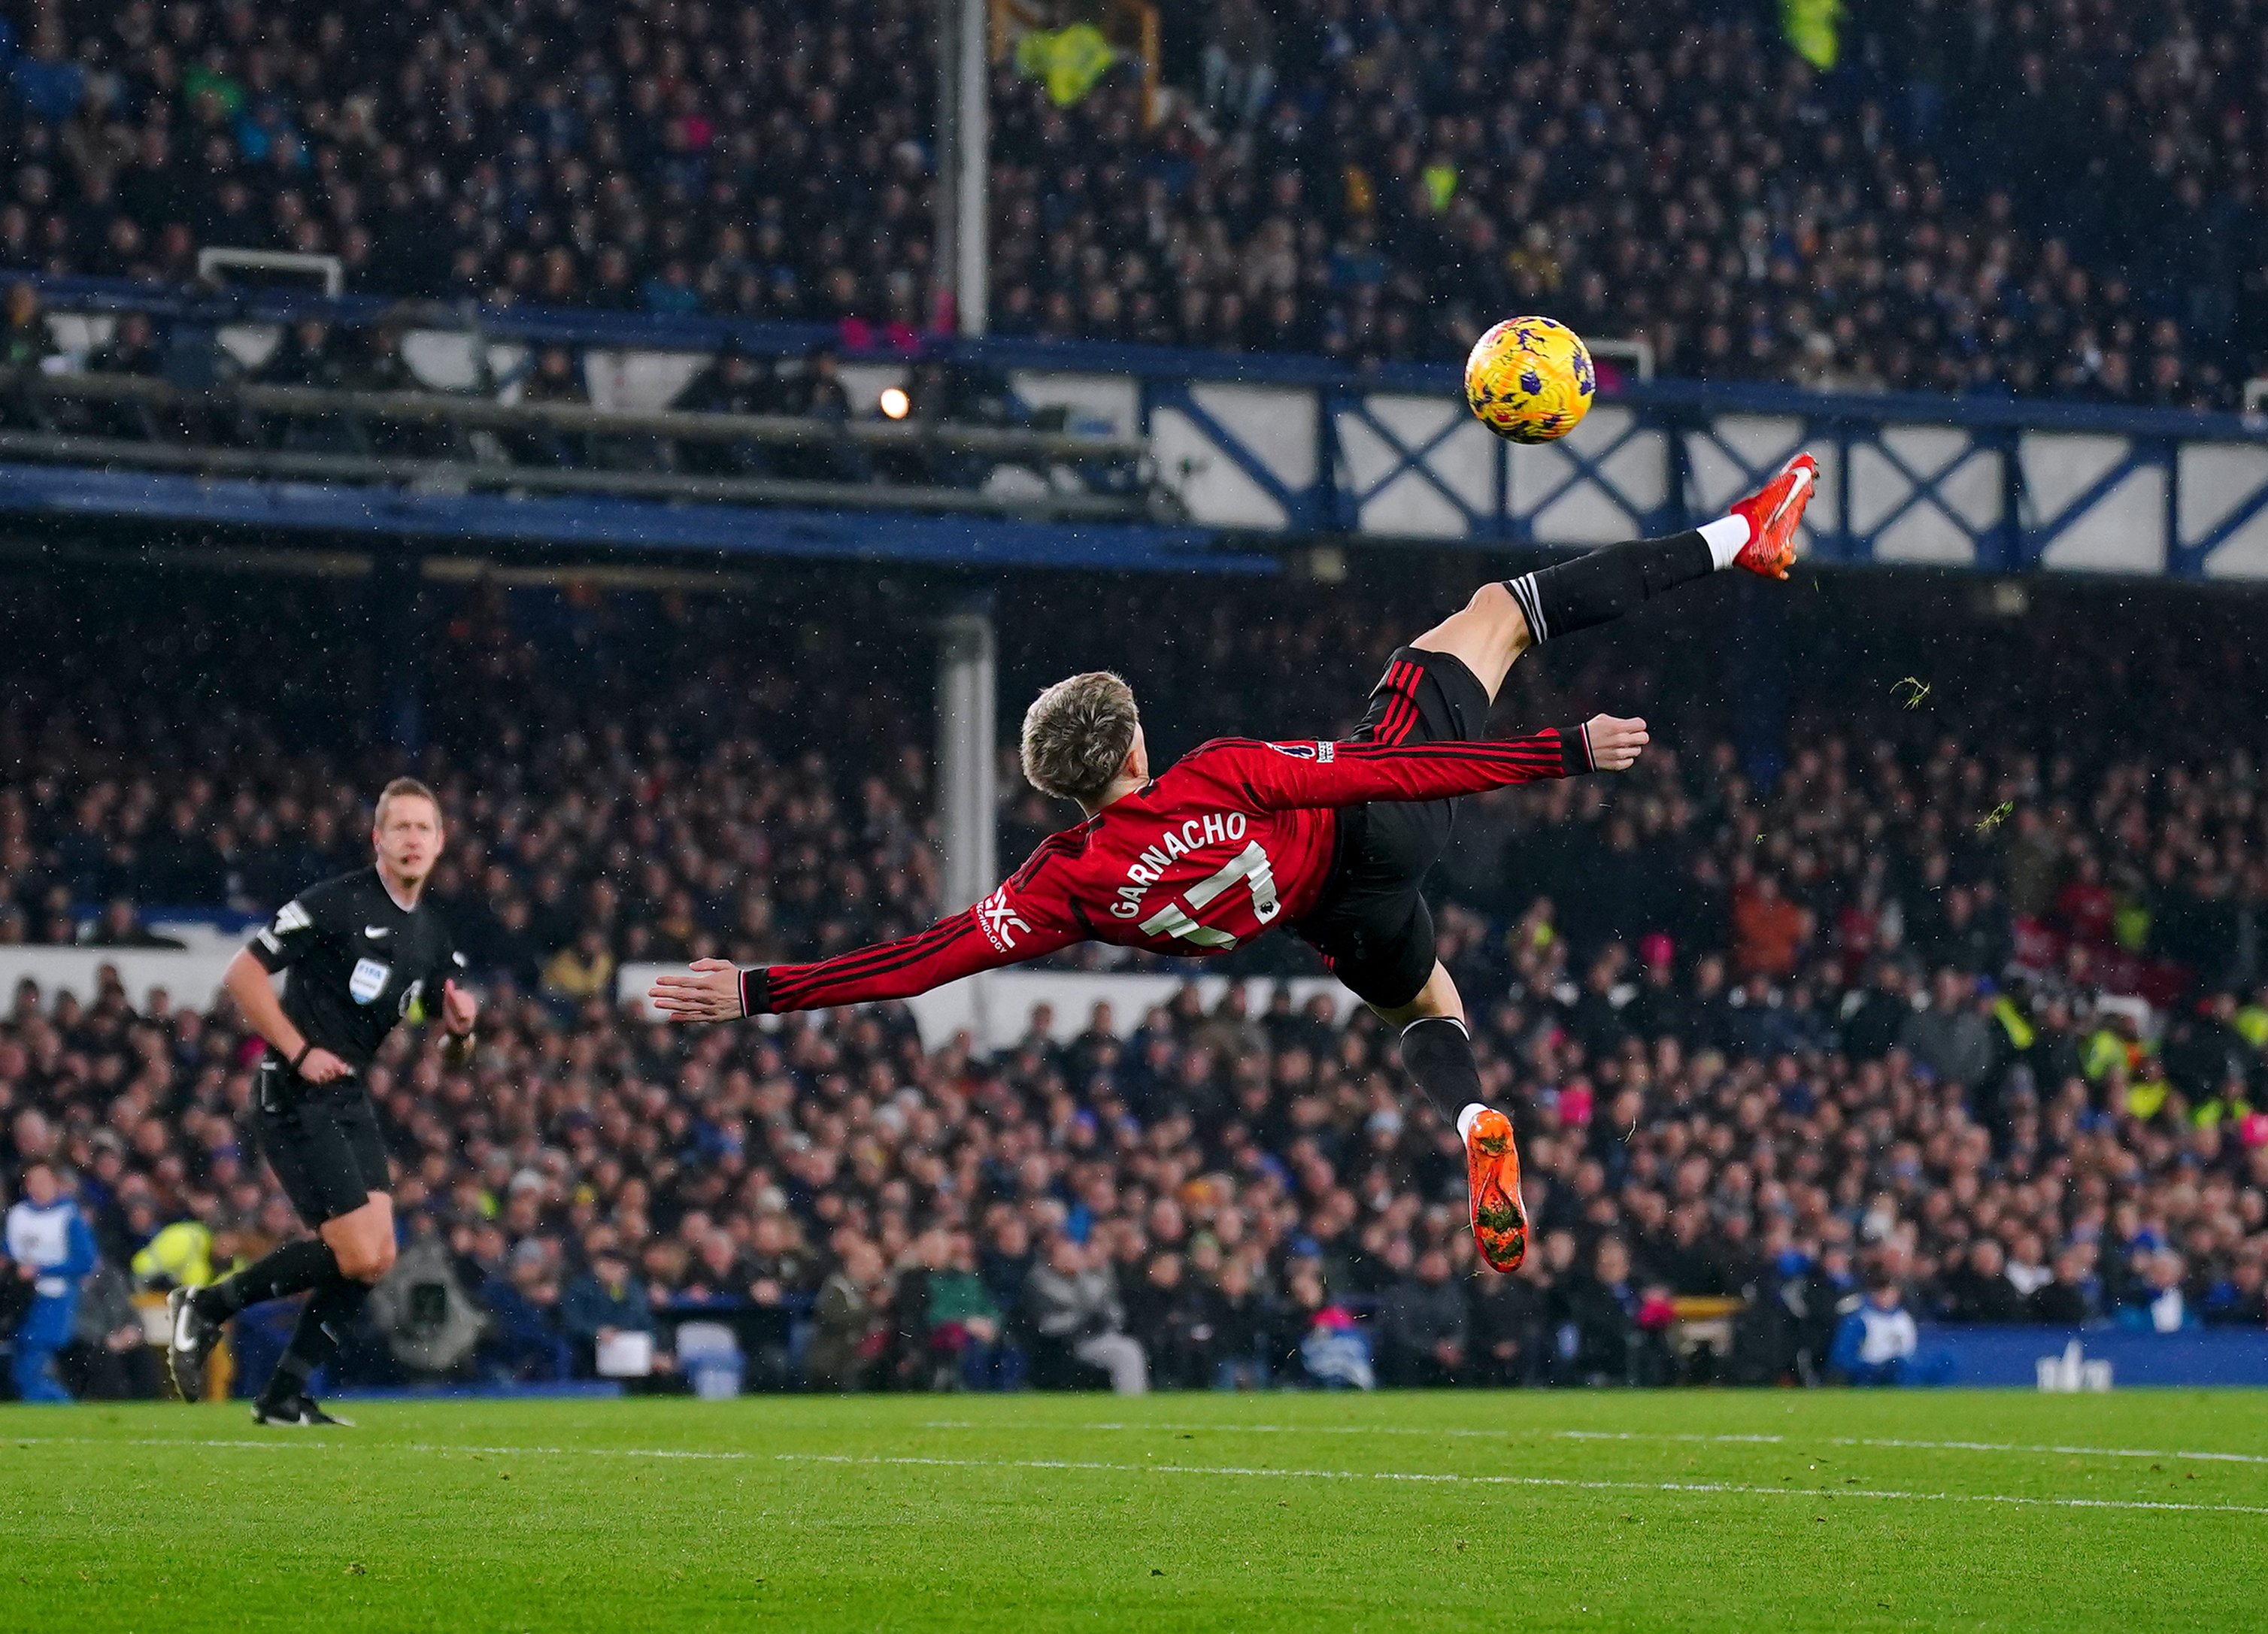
top-left (1464, 317), bottom-right (1596, 444)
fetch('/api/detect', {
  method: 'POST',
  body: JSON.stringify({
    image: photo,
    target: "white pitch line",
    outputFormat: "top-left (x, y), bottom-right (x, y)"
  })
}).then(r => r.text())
top-left (787, 1452), bottom-right (2268, 1517)
top-left (921, 1420), bottom-right (2268, 1468)
top-left (5, 1435), bottom-right (755, 1461)
top-left (1545, 1429), bottom-right (2268, 1468)
top-left (8, 1434), bottom-right (2262, 1516)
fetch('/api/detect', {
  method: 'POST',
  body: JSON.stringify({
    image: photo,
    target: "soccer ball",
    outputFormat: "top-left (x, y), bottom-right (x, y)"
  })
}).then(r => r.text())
top-left (1464, 317), bottom-right (1596, 444)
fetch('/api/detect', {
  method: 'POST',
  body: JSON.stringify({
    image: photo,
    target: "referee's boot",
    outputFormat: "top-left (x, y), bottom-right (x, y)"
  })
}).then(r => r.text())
top-left (1457, 1103), bottom-right (1529, 1273)
top-left (252, 1390), bottom-right (356, 1428)
top-left (165, 1286), bottom-right (221, 1403)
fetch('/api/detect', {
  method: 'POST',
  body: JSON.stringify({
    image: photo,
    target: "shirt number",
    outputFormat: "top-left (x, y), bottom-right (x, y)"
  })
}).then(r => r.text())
top-left (1139, 840), bottom-right (1280, 949)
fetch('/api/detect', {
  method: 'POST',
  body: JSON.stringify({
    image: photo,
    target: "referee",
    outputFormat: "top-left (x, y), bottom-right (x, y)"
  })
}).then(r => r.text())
top-left (167, 777), bottom-right (478, 1425)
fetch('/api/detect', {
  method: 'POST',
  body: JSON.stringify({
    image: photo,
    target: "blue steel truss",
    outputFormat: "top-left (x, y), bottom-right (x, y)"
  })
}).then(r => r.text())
top-left (13, 273), bottom-right (2268, 580)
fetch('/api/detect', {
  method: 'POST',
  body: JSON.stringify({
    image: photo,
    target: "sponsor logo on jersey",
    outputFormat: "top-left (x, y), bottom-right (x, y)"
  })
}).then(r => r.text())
top-left (349, 957), bottom-right (391, 1005)
top-left (976, 888), bottom-right (1030, 952)
top-left (365, 925), bottom-right (390, 939)
top-left (1266, 741), bottom-right (1335, 761)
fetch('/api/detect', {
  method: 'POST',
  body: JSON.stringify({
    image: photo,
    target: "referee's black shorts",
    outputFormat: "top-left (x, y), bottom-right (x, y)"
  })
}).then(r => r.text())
top-left (253, 1060), bottom-right (391, 1225)
top-left (1294, 644), bottom-right (1493, 1011)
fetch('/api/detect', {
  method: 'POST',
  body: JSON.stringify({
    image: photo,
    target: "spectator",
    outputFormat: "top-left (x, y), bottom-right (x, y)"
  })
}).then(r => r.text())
top-left (1123, 1250), bottom-right (1205, 1390)
top-left (82, 899), bottom-right (184, 949)
top-left (59, 1254), bottom-right (161, 1400)
top-left (1197, 1257), bottom-right (1274, 1391)
top-left (541, 928), bottom-right (616, 1005)
top-left (2027, 1247), bottom-right (2101, 1328)
top-left (1024, 1235), bottom-right (1147, 1396)
top-left (918, 1229), bottom-right (1003, 1393)
top-left (1471, 1263), bottom-right (1545, 1387)
top-left (1732, 875), bottom-right (1809, 978)
top-left (1942, 1238), bottom-right (2025, 1323)
top-left (1900, 970), bottom-right (1998, 1089)
top-left (806, 1240), bottom-right (892, 1393)
top-left (479, 1245), bottom-right (575, 1383)
top-left (1381, 1247), bottom-right (1469, 1388)
top-left (562, 1244), bottom-right (659, 1381)
top-left (2117, 1250), bottom-right (2200, 1335)
top-left (5, 1162), bottom-right (97, 1402)
top-left (2202, 1252), bottom-right (2267, 1329)
top-left (740, 1213), bottom-right (815, 1393)
top-left (1829, 1272), bottom-right (1954, 1386)
top-left (1548, 1237), bottom-right (1648, 1387)
top-left (1841, 963), bottom-right (1917, 1063)
top-left (1285, 1272), bottom-right (1375, 1391)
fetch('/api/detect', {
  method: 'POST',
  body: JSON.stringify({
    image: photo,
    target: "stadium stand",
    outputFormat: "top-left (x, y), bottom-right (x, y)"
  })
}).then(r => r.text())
top-left (3, 1), bottom-right (2263, 402)
top-left (2, 562), bottom-right (2263, 1396)
top-left (0, 564), bottom-right (944, 969)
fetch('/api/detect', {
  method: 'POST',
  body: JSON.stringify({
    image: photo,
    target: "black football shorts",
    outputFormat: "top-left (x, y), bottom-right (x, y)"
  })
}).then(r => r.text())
top-left (253, 1060), bottom-right (391, 1225)
top-left (1294, 644), bottom-right (1491, 1010)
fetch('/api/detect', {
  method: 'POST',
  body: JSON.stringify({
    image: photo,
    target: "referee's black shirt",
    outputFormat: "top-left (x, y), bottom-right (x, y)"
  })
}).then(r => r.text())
top-left (247, 866), bottom-right (465, 1070)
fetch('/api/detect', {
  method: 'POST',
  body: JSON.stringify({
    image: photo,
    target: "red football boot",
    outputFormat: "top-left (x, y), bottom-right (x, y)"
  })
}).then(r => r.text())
top-left (1457, 1103), bottom-right (1528, 1272)
top-left (1727, 451), bottom-right (1818, 580)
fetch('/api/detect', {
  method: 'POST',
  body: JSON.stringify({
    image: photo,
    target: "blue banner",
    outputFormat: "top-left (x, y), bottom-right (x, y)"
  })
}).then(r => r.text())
top-left (1922, 1325), bottom-right (2268, 1388)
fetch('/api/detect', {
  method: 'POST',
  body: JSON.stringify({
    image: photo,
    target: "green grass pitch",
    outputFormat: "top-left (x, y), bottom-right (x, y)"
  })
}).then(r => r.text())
top-left (5, 1390), bottom-right (2264, 1632)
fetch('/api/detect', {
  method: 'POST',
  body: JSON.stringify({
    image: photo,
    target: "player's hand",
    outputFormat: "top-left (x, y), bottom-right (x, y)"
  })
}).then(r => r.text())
top-left (441, 978), bottom-right (479, 1036)
top-left (648, 958), bottom-right (745, 1024)
top-left (297, 1046), bottom-right (352, 1084)
top-left (1585, 714), bottom-right (1649, 772)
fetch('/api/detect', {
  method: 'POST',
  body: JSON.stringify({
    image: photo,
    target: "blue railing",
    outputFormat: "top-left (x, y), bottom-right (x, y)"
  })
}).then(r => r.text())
top-left (12, 271), bottom-right (2268, 580)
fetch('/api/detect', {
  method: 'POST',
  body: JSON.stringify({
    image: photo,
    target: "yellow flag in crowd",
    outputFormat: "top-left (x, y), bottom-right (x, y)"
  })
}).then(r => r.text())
top-left (1015, 24), bottom-right (1118, 108)
top-left (1783, 0), bottom-right (1844, 70)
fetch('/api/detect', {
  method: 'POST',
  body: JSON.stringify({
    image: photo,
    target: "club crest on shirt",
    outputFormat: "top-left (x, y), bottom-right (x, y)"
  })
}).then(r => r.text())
top-left (349, 957), bottom-right (391, 1005)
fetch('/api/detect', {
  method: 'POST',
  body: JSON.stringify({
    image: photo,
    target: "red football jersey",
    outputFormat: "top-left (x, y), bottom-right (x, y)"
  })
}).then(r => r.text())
top-left (742, 726), bottom-right (1593, 1015)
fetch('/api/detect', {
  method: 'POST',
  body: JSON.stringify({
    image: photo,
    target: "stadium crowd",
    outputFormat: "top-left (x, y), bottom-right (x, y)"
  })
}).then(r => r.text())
top-left (3, 2), bottom-right (2266, 404)
top-left (2, 564), bottom-right (2266, 1399)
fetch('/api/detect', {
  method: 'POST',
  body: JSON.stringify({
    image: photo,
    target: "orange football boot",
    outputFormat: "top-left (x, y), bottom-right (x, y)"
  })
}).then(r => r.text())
top-left (1727, 451), bottom-right (1818, 579)
top-left (1458, 1103), bottom-right (1527, 1272)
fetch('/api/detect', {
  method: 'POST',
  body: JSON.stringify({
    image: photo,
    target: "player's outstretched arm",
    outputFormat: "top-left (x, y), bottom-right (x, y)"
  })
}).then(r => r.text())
top-left (649, 891), bottom-right (1083, 1022)
top-left (1213, 714), bottom-right (1648, 811)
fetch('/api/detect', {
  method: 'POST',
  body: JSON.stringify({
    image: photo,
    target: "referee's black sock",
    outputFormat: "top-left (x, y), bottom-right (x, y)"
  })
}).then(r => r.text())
top-left (193, 1238), bottom-right (339, 1320)
top-left (261, 1274), bottom-right (374, 1405)
top-left (1400, 1016), bottom-right (1484, 1125)
top-left (1503, 522), bottom-right (1742, 644)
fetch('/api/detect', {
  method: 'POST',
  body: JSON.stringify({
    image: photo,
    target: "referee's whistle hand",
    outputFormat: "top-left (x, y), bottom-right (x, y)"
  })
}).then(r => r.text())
top-left (441, 978), bottom-right (480, 1034)
top-left (298, 1046), bottom-right (352, 1084)
top-left (1585, 714), bottom-right (1649, 772)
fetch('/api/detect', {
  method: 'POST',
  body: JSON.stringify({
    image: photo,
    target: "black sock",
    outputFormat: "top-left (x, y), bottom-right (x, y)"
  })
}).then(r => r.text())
top-left (262, 1273), bottom-right (374, 1403)
top-left (1400, 1016), bottom-right (1484, 1123)
top-left (195, 1238), bottom-right (339, 1320)
top-left (1504, 529), bottom-right (1714, 644)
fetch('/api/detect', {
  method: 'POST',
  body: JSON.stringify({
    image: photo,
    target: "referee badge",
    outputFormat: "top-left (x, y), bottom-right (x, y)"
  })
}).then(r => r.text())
top-left (349, 957), bottom-right (392, 1005)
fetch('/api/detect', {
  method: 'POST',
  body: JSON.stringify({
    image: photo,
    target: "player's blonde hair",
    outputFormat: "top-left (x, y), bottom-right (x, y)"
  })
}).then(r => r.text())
top-left (374, 775), bottom-right (442, 829)
top-left (1020, 671), bottom-right (1139, 806)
